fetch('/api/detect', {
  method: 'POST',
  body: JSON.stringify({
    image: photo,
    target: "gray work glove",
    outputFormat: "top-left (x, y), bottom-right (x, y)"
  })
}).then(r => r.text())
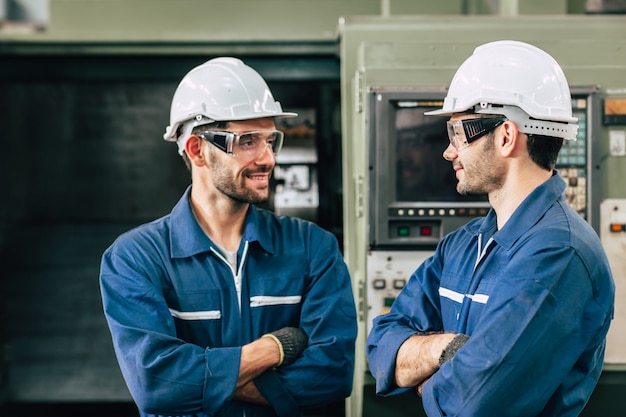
top-left (262, 327), bottom-right (308, 367)
top-left (439, 334), bottom-right (470, 366)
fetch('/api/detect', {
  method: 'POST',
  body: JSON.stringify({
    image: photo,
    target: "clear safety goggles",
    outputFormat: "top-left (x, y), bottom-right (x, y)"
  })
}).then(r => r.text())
top-left (195, 129), bottom-right (284, 161)
top-left (446, 117), bottom-right (507, 150)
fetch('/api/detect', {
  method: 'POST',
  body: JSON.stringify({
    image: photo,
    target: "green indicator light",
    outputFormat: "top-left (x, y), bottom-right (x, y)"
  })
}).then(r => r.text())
top-left (397, 226), bottom-right (410, 237)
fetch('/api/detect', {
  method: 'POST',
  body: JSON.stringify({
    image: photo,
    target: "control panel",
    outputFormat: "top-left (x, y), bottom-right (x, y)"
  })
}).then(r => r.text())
top-left (366, 250), bottom-right (434, 335)
top-left (387, 205), bottom-right (490, 245)
top-left (557, 96), bottom-right (591, 220)
top-left (601, 199), bottom-right (626, 365)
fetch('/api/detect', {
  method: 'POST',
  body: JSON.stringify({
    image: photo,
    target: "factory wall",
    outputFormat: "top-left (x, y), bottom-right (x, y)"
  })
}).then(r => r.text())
top-left (0, 0), bottom-right (623, 416)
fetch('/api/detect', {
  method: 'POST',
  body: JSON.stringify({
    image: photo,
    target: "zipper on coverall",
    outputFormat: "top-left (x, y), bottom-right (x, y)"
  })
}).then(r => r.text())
top-left (456, 233), bottom-right (495, 334)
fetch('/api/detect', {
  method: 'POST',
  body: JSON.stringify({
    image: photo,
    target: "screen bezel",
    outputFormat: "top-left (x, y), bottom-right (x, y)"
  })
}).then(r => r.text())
top-left (368, 87), bottom-right (491, 248)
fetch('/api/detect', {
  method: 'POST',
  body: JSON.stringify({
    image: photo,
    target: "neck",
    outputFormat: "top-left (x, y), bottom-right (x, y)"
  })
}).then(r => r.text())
top-left (190, 186), bottom-right (248, 252)
top-left (489, 166), bottom-right (552, 230)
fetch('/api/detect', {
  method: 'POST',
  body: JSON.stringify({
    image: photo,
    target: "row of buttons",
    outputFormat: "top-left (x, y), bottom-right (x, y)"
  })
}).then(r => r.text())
top-left (372, 278), bottom-right (406, 290)
top-left (394, 207), bottom-right (490, 217)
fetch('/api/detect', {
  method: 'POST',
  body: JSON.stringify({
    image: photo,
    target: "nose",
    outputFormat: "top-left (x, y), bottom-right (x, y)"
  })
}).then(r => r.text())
top-left (255, 142), bottom-right (275, 164)
top-left (443, 143), bottom-right (458, 162)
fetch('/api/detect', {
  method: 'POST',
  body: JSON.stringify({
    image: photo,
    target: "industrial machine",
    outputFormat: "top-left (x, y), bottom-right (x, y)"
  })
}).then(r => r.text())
top-left (273, 108), bottom-right (319, 223)
top-left (339, 15), bottom-right (626, 417)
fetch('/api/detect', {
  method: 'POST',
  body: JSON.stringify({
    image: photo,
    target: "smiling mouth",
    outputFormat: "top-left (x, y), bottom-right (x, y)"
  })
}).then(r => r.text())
top-left (452, 164), bottom-right (464, 179)
top-left (246, 171), bottom-right (272, 185)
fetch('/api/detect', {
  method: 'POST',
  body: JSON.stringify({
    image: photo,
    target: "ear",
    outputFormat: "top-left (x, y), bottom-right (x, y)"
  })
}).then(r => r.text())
top-left (498, 120), bottom-right (521, 157)
top-left (185, 135), bottom-right (207, 166)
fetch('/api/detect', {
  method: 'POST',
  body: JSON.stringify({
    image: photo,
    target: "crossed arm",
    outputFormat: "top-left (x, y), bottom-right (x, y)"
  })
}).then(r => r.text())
top-left (395, 333), bottom-right (465, 394)
top-left (233, 337), bottom-right (281, 405)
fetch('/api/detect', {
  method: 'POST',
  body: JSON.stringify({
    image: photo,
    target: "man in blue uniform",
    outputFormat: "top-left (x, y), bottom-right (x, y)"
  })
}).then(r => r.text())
top-left (100, 57), bottom-right (357, 417)
top-left (366, 40), bottom-right (614, 416)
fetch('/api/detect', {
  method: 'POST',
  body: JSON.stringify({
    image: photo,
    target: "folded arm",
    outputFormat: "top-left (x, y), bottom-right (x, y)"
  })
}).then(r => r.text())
top-left (395, 333), bottom-right (467, 394)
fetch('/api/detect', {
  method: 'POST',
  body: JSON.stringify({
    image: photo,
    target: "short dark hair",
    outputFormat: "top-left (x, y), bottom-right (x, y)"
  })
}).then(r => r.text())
top-left (471, 112), bottom-right (563, 171)
top-left (526, 134), bottom-right (564, 171)
top-left (478, 119), bottom-right (562, 171)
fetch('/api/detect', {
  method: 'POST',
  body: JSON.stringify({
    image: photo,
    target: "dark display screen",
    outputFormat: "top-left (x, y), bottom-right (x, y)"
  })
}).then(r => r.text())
top-left (394, 103), bottom-right (488, 203)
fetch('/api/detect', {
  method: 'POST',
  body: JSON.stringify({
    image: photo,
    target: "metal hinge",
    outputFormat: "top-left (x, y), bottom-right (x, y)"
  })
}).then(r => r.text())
top-left (355, 175), bottom-right (364, 218)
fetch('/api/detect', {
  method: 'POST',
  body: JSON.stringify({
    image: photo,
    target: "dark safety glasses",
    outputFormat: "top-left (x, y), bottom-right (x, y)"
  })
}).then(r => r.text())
top-left (446, 117), bottom-right (507, 150)
top-left (195, 130), bottom-right (284, 161)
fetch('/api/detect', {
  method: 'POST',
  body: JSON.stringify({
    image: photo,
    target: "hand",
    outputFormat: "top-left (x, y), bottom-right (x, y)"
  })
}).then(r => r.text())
top-left (416, 377), bottom-right (430, 397)
top-left (439, 334), bottom-right (470, 366)
top-left (395, 332), bottom-right (466, 388)
top-left (262, 327), bottom-right (308, 367)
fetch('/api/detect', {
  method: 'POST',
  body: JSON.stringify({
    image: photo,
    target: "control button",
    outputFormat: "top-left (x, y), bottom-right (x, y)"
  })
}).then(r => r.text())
top-left (449, 209), bottom-right (456, 215)
top-left (393, 279), bottom-right (406, 289)
top-left (420, 226), bottom-right (433, 236)
top-left (439, 209), bottom-right (445, 216)
top-left (397, 226), bottom-right (410, 237)
top-left (408, 209), bottom-right (415, 216)
top-left (398, 209), bottom-right (405, 216)
top-left (373, 279), bottom-right (386, 289)
top-left (418, 209), bottom-right (425, 216)
top-left (384, 297), bottom-right (395, 307)
top-left (428, 209), bottom-right (435, 216)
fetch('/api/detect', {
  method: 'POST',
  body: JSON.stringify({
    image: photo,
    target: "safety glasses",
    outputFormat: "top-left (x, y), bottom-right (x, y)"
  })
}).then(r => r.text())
top-left (195, 130), bottom-right (284, 161)
top-left (446, 117), bottom-right (507, 150)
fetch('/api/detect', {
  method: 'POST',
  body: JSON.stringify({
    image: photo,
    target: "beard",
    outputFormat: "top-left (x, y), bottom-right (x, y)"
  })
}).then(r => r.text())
top-left (456, 134), bottom-right (505, 196)
top-left (208, 151), bottom-right (272, 205)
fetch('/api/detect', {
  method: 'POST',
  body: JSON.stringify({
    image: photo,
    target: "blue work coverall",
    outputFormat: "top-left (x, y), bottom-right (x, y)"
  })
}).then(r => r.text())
top-left (367, 172), bottom-right (614, 416)
top-left (100, 186), bottom-right (357, 417)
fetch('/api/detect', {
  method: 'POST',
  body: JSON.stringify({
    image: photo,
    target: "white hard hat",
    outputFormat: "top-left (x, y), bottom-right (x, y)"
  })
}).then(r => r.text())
top-left (425, 40), bottom-right (578, 140)
top-left (163, 57), bottom-right (297, 153)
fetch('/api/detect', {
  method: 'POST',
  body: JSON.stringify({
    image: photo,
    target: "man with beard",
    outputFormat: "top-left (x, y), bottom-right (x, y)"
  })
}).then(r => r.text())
top-left (366, 41), bottom-right (614, 416)
top-left (99, 58), bottom-right (357, 417)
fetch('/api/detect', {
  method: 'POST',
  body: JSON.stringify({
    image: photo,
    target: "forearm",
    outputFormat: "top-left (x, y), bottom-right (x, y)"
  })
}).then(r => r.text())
top-left (237, 337), bottom-right (280, 392)
top-left (233, 381), bottom-right (269, 405)
top-left (235, 328), bottom-right (308, 405)
top-left (394, 333), bottom-right (457, 387)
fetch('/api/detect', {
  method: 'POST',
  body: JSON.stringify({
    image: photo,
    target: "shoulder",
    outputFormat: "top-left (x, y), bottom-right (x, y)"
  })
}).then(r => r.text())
top-left (540, 200), bottom-right (602, 252)
top-left (255, 207), bottom-right (333, 238)
top-left (250, 207), bottom-right (340, 256)
top-left (104, 215), bottom-right (171, 259)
